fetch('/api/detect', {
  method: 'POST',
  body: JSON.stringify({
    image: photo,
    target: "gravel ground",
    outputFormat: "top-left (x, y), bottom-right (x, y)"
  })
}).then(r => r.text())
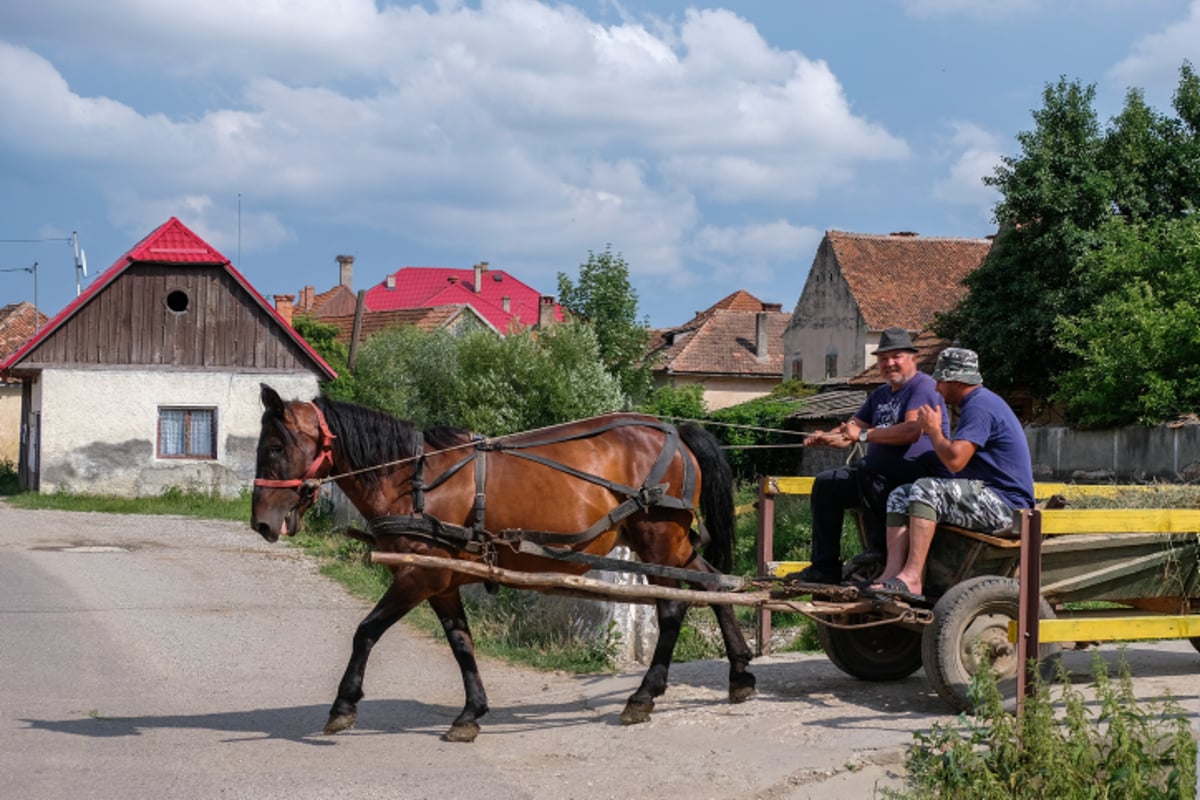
top-left (2, 502), bottom-right (1198, 799)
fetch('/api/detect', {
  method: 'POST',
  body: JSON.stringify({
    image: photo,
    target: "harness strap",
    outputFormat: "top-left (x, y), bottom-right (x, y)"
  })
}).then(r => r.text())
top-left (254, 401), bottom-right (337, 491)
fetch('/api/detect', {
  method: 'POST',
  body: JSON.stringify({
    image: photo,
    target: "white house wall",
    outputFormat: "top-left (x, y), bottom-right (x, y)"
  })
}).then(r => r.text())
top-left (35, 369), bottom-right (320, 498)
top-left (0, 383), bottom-right (20, 465)
top-left (782, 243), bottom-right (867, 383)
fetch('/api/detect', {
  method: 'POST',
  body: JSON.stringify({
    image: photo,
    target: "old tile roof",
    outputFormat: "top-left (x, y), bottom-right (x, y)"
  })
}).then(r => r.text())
top-left (787, 390), bottom-right (869, 422)
top-left (648, 291), bottom-right (791, 377)
top-left (827, 230), bottom-right (992, 331)
top-left (306, 284), bottom-right (359, 318)
top-left (317, 305), bottom-right (493, 347)
top-left (364, 265), bottom-right (562, 332)
top-left (0, 301), bottom-right (48, 361)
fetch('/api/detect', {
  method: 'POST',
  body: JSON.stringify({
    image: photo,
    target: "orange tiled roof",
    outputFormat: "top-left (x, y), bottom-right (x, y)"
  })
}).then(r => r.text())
top-left (0, 301), bottom-right (50, 361)
top-left (649, 291), bottom-right (790, 377)
top-left (318, 306), bottom-right (481, 347)
top-left (307, 285), bottom-right (359, 318)
top-left (827, 230), bottom-right (991, 332)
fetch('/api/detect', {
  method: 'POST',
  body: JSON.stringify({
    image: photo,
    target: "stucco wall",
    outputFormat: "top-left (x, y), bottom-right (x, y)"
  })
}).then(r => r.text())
top-left (0, 382), bottom-right (20, 465)
top-left (658, 375), bottom-right (779, 411)
top-left (782, 240), bottom-right (867, 384)
top-left (35, 369), bottom-right (321, 497)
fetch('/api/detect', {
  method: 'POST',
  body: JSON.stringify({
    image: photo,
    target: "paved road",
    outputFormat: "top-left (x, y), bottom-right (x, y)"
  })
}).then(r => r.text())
top-left (2, 502), bottom-right (1198, 799)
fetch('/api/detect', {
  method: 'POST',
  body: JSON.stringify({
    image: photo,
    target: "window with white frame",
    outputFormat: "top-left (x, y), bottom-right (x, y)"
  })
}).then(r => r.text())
top-left (158, 407), bottom-right (216, 459)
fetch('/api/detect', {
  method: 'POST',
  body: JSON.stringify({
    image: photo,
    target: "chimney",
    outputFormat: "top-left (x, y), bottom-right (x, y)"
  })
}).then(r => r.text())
top-left (755, 311), bottom-right (769, 359)
top-left (336, 255), bottom-right (354, 289)
top-left (501, 296), bottom-right (511, 313)
top-left (538, 295), bottom-right (556, 329)
top-left (473, 261), bottom-right (489, 293)
top-left (274, 294), bottom-right (296, 326)
top-left (386, 273), bottom-right (396, 290)
top-left (300, 285), bottom-right (315, 312)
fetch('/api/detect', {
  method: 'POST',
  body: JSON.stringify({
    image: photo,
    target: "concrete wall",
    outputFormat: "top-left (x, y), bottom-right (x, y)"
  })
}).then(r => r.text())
top-left (35, 369), bottom-right (321, 497)
top-left (657, 374), bottom-right (780, 411)
top-left (0, 382), bottom-right (20, 465)
top-left (1027, 423), bottom-right (1200, 482)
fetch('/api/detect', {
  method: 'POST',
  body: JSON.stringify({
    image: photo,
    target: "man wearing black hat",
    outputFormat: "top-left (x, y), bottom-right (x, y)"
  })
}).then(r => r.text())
top-left (793, 327), bottom-right (950, 585)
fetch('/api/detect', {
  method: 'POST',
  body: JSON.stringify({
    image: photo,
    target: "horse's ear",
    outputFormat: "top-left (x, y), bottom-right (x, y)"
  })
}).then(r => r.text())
top-left (261, 383), bottom-right (285, 414)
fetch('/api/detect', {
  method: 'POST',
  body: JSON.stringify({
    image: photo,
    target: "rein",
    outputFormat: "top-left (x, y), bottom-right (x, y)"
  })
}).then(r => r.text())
top-left (253, 401), bottom-right (338, 492)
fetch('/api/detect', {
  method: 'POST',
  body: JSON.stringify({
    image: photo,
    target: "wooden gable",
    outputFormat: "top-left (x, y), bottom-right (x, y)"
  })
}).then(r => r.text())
top-left (2, 217), bottom-right (335, 379)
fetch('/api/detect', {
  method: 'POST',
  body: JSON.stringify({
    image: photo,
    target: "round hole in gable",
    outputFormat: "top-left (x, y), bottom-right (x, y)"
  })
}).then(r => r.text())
top-left (166, 289), bottom-right (191, 314)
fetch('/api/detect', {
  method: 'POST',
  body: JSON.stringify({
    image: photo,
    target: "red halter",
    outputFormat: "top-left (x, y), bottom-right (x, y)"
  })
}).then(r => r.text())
top-left (253, 402), bottom-right (337, 491)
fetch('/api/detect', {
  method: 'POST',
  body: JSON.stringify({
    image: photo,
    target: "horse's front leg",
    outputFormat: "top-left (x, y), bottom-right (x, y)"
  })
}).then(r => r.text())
top-left (426, 589), bottom-right (489, 742)
top-left (325, 580), bottom-right (422, 735)
top-left (621, 597), bottom-right (688, 724)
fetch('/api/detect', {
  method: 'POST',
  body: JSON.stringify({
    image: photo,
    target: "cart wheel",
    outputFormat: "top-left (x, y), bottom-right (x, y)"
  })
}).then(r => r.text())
top-left (922, 575), bottom-right (1061, 713)
top-left (817, 617), bottom-right (924, 681)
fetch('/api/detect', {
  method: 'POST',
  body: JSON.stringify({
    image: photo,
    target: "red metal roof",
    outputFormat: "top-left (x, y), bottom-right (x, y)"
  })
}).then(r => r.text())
top-left (0, 217), bottom-right (337, 379)
top-left (364, 266), bottom-right (562, 332)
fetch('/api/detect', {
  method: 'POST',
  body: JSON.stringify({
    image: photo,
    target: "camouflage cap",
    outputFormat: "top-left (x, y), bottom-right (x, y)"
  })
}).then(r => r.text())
top-left (931, 347), bottom-right (983, 385)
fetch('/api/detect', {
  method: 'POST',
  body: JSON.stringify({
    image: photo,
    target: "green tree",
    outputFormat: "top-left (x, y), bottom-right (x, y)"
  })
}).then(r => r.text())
top-left (349, 323), bottom-right (623, 434)
top-left (935, 78), bottom-right (1109, 401)
top-left (557, 246), bottom-right (653, 406)
top-left (291, 315), bottom-right (357, 401)
top-left (938, 64), bottom-right (1200, 411)
top-left (1052, 215), bottom-right (1200, 426)
top-left (639, 384), bottom-right (708, 420)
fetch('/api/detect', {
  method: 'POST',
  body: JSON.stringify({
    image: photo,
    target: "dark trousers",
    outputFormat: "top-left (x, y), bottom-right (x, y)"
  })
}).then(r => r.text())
top-left (808, 458), bottom-right (931, 571)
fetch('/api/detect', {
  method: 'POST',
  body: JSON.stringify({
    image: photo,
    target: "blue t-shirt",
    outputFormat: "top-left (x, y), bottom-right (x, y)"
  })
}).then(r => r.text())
top-left (952, 386), bottom-right (1035, 509)
top-left (856, 371), bottom-right (949, 475)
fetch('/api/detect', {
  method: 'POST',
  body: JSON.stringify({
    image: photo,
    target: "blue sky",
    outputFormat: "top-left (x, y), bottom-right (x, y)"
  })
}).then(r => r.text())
top-left (1, 0), bottom-right (1197, 329)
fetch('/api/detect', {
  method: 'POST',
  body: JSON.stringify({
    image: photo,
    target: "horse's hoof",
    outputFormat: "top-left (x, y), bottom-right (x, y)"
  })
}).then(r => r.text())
top-left (441, 721), bottom-right (480, 743)
top-left (619, 700), bottom-right (654, 725)
top-left (324, 711), bottom-right (357, 734)
top-left (729, 674), bottom-right (757, 704)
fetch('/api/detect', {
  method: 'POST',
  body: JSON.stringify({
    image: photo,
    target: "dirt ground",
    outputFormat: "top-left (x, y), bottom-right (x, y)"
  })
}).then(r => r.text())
top-left (3, 504), bottom-right (1199, 799)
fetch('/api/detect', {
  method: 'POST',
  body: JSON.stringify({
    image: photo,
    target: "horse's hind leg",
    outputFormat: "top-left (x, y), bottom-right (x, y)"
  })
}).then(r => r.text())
top-left (426, 589), bottom-right (489, 743)
top-left (621, 597), bottom-right (688, 725)
top-left (326, 582), bottom-right (420, 735)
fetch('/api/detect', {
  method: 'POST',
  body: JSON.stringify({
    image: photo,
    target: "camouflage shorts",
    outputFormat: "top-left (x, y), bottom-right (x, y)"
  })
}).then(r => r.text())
top-left (885, 477), bottom-right (1015, 534)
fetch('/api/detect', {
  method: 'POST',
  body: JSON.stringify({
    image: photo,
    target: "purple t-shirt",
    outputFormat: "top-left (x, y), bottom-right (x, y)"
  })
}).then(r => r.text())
top-left (855, 371), bottom-right (949, 474)
top-left (952, 386), bottom-right (1035, 509)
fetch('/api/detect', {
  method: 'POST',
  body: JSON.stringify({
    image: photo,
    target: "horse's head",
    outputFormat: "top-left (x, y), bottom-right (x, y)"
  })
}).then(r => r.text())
top-left (250, 384), bottom-right (336, 543)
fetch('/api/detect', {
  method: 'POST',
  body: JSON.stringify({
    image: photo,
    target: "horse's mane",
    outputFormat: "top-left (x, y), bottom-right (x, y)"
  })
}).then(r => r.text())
top-left (311, 397), bottom-right (472, 485)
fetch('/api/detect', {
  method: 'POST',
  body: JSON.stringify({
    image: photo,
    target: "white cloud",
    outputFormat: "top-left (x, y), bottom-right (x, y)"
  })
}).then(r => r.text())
top-left (1107, 0), bottom-right (1200, 100)
top-left (930, 121), bottom-right (1003, 215)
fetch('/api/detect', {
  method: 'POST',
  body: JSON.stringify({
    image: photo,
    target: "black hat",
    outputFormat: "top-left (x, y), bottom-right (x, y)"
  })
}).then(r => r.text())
top-left (875, 327), bottom-right (917, 354)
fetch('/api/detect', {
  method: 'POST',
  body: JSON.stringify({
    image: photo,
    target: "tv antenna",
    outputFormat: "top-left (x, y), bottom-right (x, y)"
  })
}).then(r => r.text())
top-left (73, 231), bottom-right (88, 296)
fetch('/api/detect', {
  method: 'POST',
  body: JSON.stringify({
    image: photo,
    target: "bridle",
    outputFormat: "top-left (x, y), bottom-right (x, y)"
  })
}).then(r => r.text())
top-left (253, 401), bottom-right (337, 496)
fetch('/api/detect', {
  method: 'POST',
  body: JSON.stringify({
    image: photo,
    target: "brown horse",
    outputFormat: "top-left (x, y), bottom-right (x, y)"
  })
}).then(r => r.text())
top-left (250, 385), bottom-right (755, 742)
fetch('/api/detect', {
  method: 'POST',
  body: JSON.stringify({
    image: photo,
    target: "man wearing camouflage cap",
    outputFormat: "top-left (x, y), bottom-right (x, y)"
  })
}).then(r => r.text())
top-left (871, 347), bottom-right (1034, 597)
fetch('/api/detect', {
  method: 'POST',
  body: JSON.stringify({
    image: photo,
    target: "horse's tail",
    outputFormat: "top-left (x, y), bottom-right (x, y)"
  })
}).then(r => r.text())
top-left (678, 423), bottom-right (735, 574)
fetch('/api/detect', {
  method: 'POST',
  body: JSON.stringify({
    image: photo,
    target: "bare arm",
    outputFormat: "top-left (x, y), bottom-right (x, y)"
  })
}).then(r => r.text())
top-left (918, 403), bottom-right (976, 473)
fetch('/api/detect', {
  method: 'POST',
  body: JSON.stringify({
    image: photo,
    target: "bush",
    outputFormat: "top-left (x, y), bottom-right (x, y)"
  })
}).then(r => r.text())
top-left (0, 458), bottom-right (18, 495)
top-left (889, 651), bottom-right (1197, 799)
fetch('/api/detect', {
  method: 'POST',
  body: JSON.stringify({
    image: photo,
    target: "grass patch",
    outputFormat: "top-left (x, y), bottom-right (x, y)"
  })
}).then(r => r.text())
top-left (2, 484), bottom-right (251, 520)
top-left (889, 651), bottom-right (1197, 799)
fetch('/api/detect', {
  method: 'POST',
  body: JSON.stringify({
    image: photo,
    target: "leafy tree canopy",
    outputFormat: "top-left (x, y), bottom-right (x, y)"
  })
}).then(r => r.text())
top-left (349, 322), bottom-right (623, 434)
top-left (291, 315), bottom-right (357, 401)
top-left (557, 246), bottom-right (653, 406)
top-left (937, 62), bottom-right (1200, 420)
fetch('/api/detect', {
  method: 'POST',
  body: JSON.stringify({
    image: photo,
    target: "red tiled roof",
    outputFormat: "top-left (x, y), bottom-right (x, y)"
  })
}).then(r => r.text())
top-left (649, 291), bottom-right (790, 377)
top-left (0, 301), bottom-right (48, 361)
top-left (364, 266), bottom-right (562, 333)
top-left (0, 217), bottom-right (336, 379)
top-left (827, 230), bottom-right (991, 332)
